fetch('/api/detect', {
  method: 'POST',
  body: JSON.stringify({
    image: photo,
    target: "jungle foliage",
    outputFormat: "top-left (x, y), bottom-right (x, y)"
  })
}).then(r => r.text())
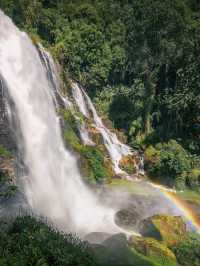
top-left (0, 216), bottom-right (98, 266)
top-left (0, 0), bottom-right (200, 185)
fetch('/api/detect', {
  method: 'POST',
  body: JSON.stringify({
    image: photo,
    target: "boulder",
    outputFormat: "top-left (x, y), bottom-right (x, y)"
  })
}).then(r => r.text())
top-left (84, 232), bottom-right (112, 244)
top-left (115, 209), bottom-right (141, 231)
top-left (129, 236), bottom-right (177, 262)
top-left (139, 214), bottom-right (187, 247)
top-left (92, 233), bottom-right (179, 266)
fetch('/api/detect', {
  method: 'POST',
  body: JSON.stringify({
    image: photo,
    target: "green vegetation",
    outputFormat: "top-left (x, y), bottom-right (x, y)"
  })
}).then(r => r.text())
top-left (185, 168), bottom-right (200, 192)
top-left (0, 216), bottom-right (98, 266)
top-left (93, 233), bottom-right (179, 266)
top-left (81, 146), bottom-right (107, 182)
top-left (144, 140), bottom-right (200, 190)
top-left (0, 1), bottom-right (200, 264)
top-left (140, 214), bottom-right (187, 247)
top-left (145, 140), bottom-right (191, 187)
top-left (0, 215), bottom-right (186, 266)
top-left (1, 0), bottom-right (200, 190)
top-left (177, 189), bottom-right (200, 203)
top-left (129, 237), bottom-right (179, 266)
top-left (130, 236), bottom-right (177, 262)
top-left (1, 0), bottom-right (199, 142)
top-left (0, 144), bottom-right (12, 159)
top-left (0, 145), bottom-right (17, 199)
top-left (172, 232), bottom-right (200, 266)
top-left (119, 155), bottom-right (137, 175)
top-left (61, 109), bottom-right (110, 182)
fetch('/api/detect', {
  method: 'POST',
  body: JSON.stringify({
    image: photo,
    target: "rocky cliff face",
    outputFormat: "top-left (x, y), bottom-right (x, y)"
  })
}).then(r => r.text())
top-left (0, 77), bottom-right (16, 152)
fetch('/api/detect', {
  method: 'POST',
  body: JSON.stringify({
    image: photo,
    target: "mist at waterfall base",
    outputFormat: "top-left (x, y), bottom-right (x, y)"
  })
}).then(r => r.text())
top-left (0, 10), bottom-right (199, 241)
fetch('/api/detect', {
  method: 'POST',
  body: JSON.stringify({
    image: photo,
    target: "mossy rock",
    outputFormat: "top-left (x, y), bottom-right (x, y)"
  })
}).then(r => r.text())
top-left (119, 155), bottom-right (137, 175)
top-left (101, 117), bottom-right (127, 144)
top-left (92, 233), bottom-right (157, 266)
top-left (101, 117), bottom-right (114, 131)
top-left (88, 126), bottom-right (104, 146)
top-left (139, 215), bottom-right (187, 247)
top-left (129, 236), bottom-right (177, 262)
top-left (115, 209), bottom-right (141, 231)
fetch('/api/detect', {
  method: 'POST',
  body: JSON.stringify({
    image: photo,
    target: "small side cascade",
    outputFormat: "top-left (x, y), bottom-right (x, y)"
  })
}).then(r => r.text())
top-left (37, 48), bottom-right (144, 174)
top-left (72, 83), bottom-right (90, 119)
top-left (78, 122), bottom-right (95, 146)
top-left (38, 45), bottom-right (94, 146)
top-left (135, 153), bottom-right (145, 176)
top-left (71, 82), bottom-right (136, 175)
top-left (37, 44), bottom-right (72, 110)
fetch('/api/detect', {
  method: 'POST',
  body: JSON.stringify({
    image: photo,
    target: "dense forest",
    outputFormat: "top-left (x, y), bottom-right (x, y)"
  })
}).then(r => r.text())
top-left (1, 0), bottom-right (199, 190)
top-left (0, 1), bottom-right (200, 265)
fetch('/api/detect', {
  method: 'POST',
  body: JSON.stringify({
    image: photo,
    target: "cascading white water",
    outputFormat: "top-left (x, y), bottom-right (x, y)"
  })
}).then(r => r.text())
top-left (38, 45), bottom-right (94, 146)
top-left (38, 44), bottom-right (73, 110)
top-left (72, 83), bottom-right (90, 119)
top-left (72, 83), bottom-right (133, 174)
top-left (78, 122), bottom-right (95, 146)
top-left (0, 10), bottom-right (122, 236)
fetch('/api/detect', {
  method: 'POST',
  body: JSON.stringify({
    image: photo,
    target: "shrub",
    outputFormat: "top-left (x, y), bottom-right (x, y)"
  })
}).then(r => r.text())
top-left (81, 146), bottom-right (107, 182)
top-left (173, 232), bottom-right (200, 266)
top-left (145, 140), bottom-right (191, 187)
top-left (185, 168), bottom-right (200, 192)
top-left (0, 216), bottom-right (98, 266)
top-left (0, 172), bottom-right (17, 199)
top-left (61, 109), bottom-right (108, 182)
top-left (0, 145), bottom-right (12, 159)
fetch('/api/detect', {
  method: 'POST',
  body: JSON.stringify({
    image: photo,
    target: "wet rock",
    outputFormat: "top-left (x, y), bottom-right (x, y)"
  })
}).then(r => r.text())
top-left (84, 232), bottom-right (112, 244)
top-left (115, 209), bottom-right (141, 231)
top-left (91, 233), bottom-right (170, 266)
top-left (88, 126), bottom-right (104, 147)
top-left (139, 214), bottom-right (187, 247)
top-left (102, 233), bottom-right (127, 249)
top-left (91, 233), bottom-right (134, 266)
top-left (0, 76), bottom-right (16, 152)
top-left (112, 174), bottom-right (123, 179)
top-left (0, 157), bottom-right (16, 183)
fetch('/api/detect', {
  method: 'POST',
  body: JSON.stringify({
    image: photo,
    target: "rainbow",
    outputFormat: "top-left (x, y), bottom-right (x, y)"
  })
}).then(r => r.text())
top-left (150, 183), bottom-right (200, 232)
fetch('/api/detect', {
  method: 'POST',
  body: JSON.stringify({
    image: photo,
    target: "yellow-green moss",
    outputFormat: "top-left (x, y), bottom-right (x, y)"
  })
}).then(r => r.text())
top-left (130, 236), bottom-right (177, 262)
top-left (144, 146), bottom-right (160, 165)
top-left (140, 215), bottom-right (187, 247)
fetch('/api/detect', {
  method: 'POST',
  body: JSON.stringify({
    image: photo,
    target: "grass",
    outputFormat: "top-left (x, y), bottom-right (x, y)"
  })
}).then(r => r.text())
top-left (108, 179), bottom-right (155, 196)
top-left (177, 190), bottom-right (200, 204)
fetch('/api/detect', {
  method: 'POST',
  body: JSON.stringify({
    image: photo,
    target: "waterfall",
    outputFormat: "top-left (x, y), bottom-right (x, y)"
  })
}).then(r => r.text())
top-left (0, 10), bottom-right (121, 236)
top-left (38, 44), bottom-right (72, 110)
top-left (71, 83), bottom-right (134, 174)
top-left (38, 45), bottom-right (94, 146)
top-left (72, 83), bottom-right (90, 118)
